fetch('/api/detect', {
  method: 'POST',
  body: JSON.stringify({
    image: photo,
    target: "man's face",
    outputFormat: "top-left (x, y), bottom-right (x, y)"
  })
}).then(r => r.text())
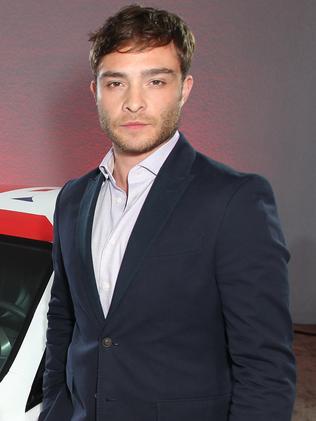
top-left (90, 42), bottom-right (193, 155)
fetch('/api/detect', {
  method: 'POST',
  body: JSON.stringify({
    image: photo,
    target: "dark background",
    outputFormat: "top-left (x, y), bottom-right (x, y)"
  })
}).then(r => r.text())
top-left (0, 0), bottom-right (315, 323)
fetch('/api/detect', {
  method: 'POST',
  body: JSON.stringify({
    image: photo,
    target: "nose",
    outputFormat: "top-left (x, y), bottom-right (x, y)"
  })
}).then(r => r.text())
top-left (123, 85), bottom-right (146, 113)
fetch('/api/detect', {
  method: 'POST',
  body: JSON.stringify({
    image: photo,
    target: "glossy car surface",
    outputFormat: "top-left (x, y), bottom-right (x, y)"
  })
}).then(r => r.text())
top-left (0, 186), bottom-right (60, 420)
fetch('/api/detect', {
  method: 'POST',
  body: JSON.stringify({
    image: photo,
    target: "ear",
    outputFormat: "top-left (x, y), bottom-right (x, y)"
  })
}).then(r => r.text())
top-left (180, 75), bottom-right (194, 107)
top-left (90, 80), bottom-right (97, 102)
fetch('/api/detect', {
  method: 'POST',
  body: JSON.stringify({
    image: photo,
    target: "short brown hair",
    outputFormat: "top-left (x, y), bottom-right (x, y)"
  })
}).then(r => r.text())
top-left (89, 4), bottom-right (195, 79)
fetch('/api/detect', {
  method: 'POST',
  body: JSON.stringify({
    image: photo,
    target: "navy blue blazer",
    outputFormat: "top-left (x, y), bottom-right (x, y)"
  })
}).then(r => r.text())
top-left (40, 134), bottom-right (296, 421)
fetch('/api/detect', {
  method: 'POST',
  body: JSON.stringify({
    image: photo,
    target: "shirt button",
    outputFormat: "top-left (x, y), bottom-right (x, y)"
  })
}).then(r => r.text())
top-left (116, 197), bottom-right (123, 204)
top-left (102, 337), bottom-right (113, 348)
top-left (104, 282), bottom-right (111, 290)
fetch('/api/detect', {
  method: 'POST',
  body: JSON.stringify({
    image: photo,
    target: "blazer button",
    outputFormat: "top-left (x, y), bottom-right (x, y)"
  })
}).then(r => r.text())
top-left (102, 337), bottom-right (113, 348)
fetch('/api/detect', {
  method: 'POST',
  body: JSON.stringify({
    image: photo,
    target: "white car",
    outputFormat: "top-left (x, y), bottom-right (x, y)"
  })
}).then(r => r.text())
top-left (0, 186), bottom-right (60, 420)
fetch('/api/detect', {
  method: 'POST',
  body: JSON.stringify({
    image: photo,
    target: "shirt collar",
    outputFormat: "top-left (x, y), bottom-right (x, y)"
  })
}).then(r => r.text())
top-left (99, 130), bottom-right (180, 180)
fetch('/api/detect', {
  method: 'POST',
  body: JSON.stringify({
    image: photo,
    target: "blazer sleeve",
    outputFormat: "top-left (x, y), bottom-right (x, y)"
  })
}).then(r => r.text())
top-left (215, 174), bottom-right (296, 421)
top-left (39, 183), bottom-right (75, 420)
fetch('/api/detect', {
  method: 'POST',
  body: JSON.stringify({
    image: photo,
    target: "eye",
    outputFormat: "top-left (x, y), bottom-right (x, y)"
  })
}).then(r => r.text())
top-left (106, 81), bottom-right (123, 88)
top-left (150, 79), bottom-right (166, 87)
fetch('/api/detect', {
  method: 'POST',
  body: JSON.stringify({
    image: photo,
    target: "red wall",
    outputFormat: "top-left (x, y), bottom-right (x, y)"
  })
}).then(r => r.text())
top-left (1, 0), bottom-right (303, 185)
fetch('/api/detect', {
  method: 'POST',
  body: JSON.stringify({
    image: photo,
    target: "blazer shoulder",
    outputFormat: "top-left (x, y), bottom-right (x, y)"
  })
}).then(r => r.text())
top-left (192, 150), bottom-right (272, 195)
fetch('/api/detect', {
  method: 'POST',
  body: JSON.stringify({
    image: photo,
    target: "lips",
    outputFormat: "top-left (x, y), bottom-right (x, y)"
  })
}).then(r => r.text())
top-left (122, 121), bottom-right (149, 127)
top-left (121, 121), bottom-right (150, 130)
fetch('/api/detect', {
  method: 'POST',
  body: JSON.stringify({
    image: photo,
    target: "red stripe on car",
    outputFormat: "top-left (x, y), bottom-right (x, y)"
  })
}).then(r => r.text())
top-left (0, 209), bottom-right (53, 242)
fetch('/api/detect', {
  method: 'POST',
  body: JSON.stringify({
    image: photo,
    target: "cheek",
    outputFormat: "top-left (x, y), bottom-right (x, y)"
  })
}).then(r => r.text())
top-left (158, 97), bottom-right (182, 118)
top-left (148, 93), bottom-right (181, 115)
top-left (97, 87), bottom-right (122, 106)
top-left (98, 96), bottom-right (122, 118)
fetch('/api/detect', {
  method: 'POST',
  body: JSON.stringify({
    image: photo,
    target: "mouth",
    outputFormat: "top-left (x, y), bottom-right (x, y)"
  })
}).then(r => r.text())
top-left (120, 121), bottom-right (150, 130)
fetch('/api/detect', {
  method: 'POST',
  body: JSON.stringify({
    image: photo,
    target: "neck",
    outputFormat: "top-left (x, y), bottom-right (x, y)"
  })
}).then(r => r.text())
top-left (112, 147), bottom-right (155, 192)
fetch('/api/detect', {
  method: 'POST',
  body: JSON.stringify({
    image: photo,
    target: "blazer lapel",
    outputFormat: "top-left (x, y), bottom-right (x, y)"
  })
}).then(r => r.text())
top-left (76, 171), bottom-right (105, 325)
top-left (105, 135), bottom-right (197, 322)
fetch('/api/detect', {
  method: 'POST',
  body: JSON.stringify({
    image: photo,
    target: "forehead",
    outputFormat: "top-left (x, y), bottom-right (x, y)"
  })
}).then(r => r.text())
top-left (97, 42), bottom-right (181, 75)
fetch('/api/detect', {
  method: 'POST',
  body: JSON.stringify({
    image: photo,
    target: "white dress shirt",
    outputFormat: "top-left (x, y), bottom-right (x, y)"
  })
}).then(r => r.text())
top-left (91, 131), bottom-right (180, 317)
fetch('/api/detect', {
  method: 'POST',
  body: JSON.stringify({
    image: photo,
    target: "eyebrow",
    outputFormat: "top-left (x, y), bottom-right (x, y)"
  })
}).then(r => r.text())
top-left (98, 68), bottom-right (176, 79)
top-left (143, 68), bottom-right (176, 77)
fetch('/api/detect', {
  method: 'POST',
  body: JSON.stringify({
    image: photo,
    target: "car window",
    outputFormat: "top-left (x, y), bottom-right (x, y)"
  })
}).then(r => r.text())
top-left (0, 234), bottom-right (52, 382)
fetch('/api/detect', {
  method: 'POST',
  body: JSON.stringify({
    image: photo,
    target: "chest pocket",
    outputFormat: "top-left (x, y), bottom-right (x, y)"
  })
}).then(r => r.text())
top-left (146, 229), bottom-right (205, 258)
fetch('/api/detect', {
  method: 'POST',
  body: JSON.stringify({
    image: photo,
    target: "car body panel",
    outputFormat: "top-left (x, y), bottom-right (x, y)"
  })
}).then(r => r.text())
top-left (0, 275), bottom-right (54, 420)
top-left (0, 186), bottom-right (60, 420)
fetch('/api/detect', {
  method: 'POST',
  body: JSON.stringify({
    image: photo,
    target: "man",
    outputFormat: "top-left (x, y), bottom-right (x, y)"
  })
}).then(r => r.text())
top-left (40, 4), bottom-right (296, 421)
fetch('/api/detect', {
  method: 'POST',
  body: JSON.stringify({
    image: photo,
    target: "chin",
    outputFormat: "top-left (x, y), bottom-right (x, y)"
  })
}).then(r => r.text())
top-left (112, 133), bottom-right (157, 153)
top-left (118, 141), bottom-right (158, 155)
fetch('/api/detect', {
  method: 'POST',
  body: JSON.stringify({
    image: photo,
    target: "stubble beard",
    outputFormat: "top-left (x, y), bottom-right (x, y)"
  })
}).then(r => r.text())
top-left (97, 101), bottom-right (182, 155)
